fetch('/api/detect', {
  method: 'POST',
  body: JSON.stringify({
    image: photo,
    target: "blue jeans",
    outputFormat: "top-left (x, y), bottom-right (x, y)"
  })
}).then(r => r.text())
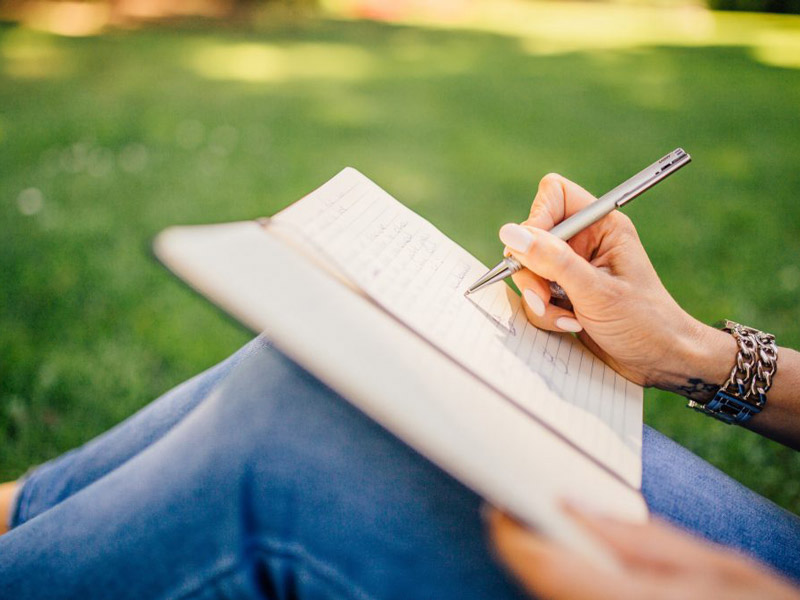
top-left (1, 338), bottom-right (798, 598)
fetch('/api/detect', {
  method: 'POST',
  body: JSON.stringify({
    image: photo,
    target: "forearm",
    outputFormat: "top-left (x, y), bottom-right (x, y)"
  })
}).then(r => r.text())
top-left (744, 345), bottom-right (800, 448)
top-left (659, 320), bottom-right (800, 449)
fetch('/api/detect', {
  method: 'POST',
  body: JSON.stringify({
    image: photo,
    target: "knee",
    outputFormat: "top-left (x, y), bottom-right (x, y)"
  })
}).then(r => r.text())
top-left (207, 341), bottom-right (333, 423)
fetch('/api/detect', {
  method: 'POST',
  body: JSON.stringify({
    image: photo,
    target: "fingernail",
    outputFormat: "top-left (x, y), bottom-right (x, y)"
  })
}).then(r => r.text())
top-left (523, 289), bottom-right (546, 317)
top-left (555, 317), bottom-right (582, 333)
top-left (499, 223), bottom-right (534, 253)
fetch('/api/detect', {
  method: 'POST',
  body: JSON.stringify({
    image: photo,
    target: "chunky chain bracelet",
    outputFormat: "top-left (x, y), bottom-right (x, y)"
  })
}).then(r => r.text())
top-left (687, 320), bottom-right (778, 424)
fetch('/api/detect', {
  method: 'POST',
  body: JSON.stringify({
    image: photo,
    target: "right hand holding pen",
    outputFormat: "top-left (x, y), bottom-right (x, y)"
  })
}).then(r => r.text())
top-left (501, 173), bottom-right (733, 391)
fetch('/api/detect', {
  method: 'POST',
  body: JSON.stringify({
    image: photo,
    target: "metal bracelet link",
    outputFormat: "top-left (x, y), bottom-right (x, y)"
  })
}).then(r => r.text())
top-left (687, 320), bottom-right (778, 424)
top-left (724, 322), bottom-right (778, 407)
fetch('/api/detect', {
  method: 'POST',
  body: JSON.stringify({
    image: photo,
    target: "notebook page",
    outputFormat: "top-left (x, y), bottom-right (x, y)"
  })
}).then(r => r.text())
top-left (154, 220), bottom-right (649, 566)
top-left (273, 168), bottom-right (643, 486)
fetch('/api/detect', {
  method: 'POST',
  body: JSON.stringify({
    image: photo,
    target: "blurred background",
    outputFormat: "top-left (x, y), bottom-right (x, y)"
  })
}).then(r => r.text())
top-left (1, 0), bottom-right (799, 514)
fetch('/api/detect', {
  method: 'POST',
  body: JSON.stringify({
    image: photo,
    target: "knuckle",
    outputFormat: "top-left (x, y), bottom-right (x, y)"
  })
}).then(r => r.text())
top-left (608, 211), bottom-right (639, 237)
top-left (540, 238), bottom-right (571, 273)
top-left (537, 173), bottom-right (565, 201)
top-left (538, 172), bottom-right (563, 189)
top-left (529, 174), bottom-right (567, 225)
top-left (557, 256), bottom-right (582, 289)
top-left (526, 203), bottom-right (547, 223)
top-left (609, 210), bottom-right (632, 227)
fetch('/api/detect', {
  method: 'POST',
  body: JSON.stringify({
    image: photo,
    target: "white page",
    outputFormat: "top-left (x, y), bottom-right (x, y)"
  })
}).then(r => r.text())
top-left (273, 168), bottom-right (642, 486)
top-left (154, 220), bottom-right (648, 569)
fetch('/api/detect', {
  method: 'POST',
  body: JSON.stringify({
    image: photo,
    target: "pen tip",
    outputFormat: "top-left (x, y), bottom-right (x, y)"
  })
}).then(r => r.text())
top-left (463, 289), bottom-right (472, 297)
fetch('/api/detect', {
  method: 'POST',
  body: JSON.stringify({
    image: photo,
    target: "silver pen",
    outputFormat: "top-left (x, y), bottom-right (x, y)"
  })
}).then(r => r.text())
top-left (464, 148), bottom-right (692, 297)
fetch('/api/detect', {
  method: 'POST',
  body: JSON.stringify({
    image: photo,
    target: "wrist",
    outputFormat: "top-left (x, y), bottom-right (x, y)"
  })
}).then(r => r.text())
top-left (655, 318), bottom-right (737, 402)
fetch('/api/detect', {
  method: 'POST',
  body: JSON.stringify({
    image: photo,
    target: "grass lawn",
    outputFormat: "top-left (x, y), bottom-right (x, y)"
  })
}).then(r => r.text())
top-left (1, 2), bottom-right (800, 513)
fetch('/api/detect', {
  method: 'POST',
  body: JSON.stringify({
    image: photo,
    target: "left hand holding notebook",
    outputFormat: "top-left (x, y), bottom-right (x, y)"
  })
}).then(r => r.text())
top-left (488, 506), bottom-right (800, 600)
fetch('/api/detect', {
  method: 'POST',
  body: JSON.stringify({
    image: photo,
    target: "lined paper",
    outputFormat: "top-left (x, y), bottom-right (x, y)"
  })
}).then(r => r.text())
top-left (273, 168), bottom-right (642, 485)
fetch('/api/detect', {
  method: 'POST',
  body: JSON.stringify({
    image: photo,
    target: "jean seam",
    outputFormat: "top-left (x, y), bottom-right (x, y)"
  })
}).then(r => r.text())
top-left (7, 472), bottom-right (29, 530)
top-left (171, 540), bottom-right (378, 600)
top-left (12, 470), bottom-right (36, 527)
top-left (249, 538), bottom-right (379, 600)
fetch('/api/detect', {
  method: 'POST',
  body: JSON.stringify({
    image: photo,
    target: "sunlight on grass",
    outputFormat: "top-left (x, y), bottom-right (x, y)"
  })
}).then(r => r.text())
top-left (187, 40), bottom-right (378, 83)
top-left (0, 28), bottom-right (73, 79)
top-left (753, 29), bottom-right (800, 68)
top-left (326, 0), bottom-right (800, 70)
top-left (190, 42), bottom-right (285, 82)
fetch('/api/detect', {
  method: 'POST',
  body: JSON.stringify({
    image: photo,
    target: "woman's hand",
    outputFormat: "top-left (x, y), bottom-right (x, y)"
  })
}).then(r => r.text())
top-left (501, 173), bottom-right (800, 444)
top-left (488, 507), bottom-right (800, 600)
top-left (499, 173), bottom-right (735, 395)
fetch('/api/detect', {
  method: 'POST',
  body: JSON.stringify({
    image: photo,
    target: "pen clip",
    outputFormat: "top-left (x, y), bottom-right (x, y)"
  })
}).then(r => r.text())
top-left (614, 148), bottom-right (691, 208)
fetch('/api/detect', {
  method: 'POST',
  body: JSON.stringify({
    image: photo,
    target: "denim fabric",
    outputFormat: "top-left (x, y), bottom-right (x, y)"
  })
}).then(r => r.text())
top-left (11, 338), bottom-right (263, 528)
top-left (2, 338), bottom-right (798, 598)
top-left (643, 426), bottom-right (800, 580)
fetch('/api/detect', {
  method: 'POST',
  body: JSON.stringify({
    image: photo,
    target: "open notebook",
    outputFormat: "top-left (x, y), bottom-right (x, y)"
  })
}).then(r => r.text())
top-left (154, 167), bottom-right (647, 565)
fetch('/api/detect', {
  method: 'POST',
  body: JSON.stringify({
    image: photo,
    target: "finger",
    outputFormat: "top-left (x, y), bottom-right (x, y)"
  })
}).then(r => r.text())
top-left (499, 223), bottom-right (601, 304)
top-left (511, 267), bottom-right (583, 333)
top-left (562, 504), bottom-right (726, 572)
top-left (565, 507), bottom-right (800, 599)
top-left (524, 173), bottom-right (599, 231)
top-left (488, 510), bottom-right (644, 600)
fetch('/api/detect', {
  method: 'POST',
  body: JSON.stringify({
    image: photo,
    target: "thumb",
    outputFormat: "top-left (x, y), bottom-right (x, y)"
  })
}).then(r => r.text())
top-left (499, 223), bottom-right (600, 301)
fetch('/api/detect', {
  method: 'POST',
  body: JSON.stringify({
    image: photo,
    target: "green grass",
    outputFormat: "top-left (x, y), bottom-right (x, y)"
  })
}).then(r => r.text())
top-left (1, 4), bottom-right (800, 513)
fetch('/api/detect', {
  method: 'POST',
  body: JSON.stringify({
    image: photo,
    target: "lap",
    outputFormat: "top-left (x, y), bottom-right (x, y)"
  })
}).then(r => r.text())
top-left (642, 427), bottom-right (800, 581)
top-left (6, 341), bottom-right (528, 599)
top-left (8, 340), bottom-right (800, 597)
